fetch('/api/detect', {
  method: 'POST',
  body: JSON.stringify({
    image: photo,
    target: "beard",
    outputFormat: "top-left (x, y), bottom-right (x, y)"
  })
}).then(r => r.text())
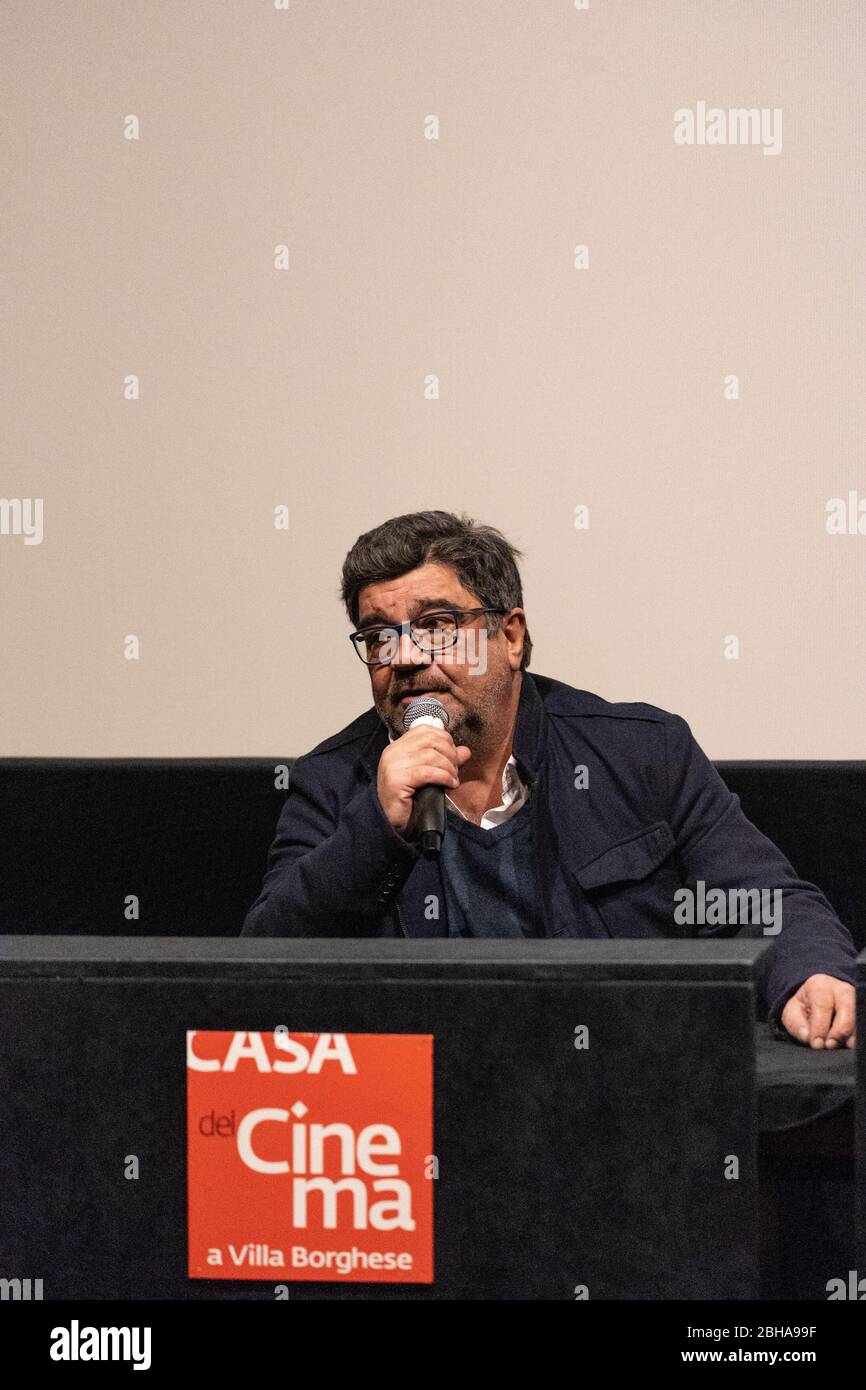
top-left (375, 659), bottom-right (514, 754)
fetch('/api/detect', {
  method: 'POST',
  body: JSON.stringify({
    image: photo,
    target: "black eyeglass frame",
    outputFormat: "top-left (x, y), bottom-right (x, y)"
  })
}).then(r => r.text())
top-left (348, 607), bottom-right (508, 666)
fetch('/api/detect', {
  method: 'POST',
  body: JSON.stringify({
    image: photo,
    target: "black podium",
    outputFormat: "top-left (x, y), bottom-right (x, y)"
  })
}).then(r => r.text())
top-left (0, 937), bottom-right (770, 1300)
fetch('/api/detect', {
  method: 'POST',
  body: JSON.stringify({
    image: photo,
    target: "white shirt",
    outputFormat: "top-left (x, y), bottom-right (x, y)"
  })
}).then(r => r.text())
top-left (387, 729), bottom-right (528, 830)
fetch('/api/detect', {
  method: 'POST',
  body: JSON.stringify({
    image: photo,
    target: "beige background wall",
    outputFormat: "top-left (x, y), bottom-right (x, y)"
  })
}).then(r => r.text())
top-left (2, 0), bottom-right (863, 758)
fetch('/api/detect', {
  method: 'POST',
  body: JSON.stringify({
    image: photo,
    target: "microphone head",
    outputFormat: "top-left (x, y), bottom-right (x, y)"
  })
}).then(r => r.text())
top-left (402, 695), bottom-right (450, 733)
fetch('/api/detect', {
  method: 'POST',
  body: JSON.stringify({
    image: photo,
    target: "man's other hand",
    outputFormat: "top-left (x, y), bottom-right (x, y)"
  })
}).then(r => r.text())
top-left (780, 974), bottom-right (856, 1049)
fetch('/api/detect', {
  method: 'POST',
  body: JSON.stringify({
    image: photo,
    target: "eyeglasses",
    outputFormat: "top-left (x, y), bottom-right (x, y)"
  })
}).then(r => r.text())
top-left (349, 608), bottom-right (507, 666)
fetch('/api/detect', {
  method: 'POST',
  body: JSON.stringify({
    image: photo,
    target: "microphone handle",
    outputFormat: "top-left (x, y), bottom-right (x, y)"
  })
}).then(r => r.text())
top-left (412, 782), bottom-right (446, 859)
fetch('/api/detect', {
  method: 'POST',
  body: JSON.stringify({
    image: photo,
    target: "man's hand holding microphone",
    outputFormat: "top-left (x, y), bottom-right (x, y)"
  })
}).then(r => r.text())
top-left (376, 696), bottom-right (472, 853)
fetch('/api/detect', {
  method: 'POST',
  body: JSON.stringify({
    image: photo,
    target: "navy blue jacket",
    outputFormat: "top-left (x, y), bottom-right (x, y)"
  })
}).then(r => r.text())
top-left (242, 671), bottom-right (857, 1025)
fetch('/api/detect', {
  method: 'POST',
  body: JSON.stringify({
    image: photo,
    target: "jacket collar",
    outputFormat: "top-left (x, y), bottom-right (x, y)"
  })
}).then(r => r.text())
top-left (358, 670), bottom-right (547, 787)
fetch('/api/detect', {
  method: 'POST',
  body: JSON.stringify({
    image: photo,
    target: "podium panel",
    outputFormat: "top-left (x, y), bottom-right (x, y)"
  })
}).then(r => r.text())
top-left (0, 937), bottom-right (769, 1300)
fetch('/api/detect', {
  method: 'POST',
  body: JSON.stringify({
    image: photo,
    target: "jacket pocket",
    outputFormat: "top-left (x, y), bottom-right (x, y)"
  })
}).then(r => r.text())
top-left (571, 820), bottom-right (683, 937)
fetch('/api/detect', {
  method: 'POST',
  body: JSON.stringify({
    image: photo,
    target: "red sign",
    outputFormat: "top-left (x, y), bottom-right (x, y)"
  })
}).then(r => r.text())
top-left (187, 1030), bottom-right (434, 1283)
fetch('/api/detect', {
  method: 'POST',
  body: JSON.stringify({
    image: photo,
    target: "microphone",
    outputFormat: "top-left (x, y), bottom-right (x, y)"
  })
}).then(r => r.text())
top-left (402, 696), bottom-right (451, 859)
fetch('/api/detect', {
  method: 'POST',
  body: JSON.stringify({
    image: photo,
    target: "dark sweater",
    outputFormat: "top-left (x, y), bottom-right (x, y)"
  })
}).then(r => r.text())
top-left (438, 802), bottom-right (544, 939)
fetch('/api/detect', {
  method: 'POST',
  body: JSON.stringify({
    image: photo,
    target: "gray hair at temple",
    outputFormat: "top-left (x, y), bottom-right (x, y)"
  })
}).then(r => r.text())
top-left (339, 510), bottom-right (533, 671)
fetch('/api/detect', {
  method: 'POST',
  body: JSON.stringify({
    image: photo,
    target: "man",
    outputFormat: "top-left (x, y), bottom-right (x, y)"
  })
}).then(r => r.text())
top-left (243, 510), bottom-right (857, 1048)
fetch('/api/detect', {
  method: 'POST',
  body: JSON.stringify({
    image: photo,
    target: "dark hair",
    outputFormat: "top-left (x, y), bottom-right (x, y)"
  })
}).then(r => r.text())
top-left (339, 510), bottom-right (532, 670)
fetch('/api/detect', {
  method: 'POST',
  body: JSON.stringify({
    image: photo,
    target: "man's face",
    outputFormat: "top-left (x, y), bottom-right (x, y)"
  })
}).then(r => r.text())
top-left (355, 562), bottom-right (524, 750)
